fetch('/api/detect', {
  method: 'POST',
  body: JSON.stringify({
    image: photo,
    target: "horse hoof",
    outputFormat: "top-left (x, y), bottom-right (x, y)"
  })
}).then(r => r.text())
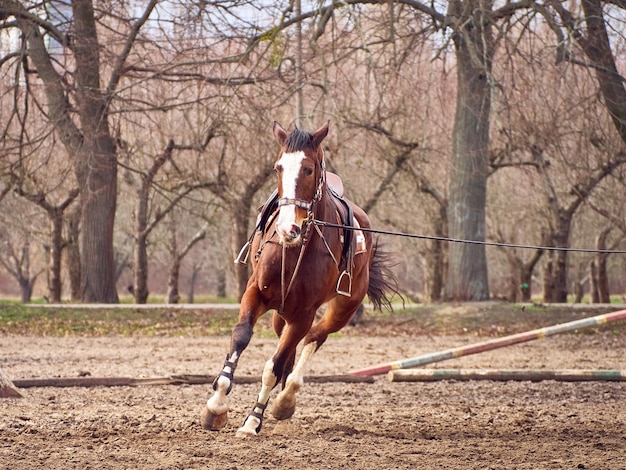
top-left (272, 418), bottom-right (295, 435)
top-left (200, 406), bottom-right (228, 431)
top-left (235, 428), bottom-right (257, 438)
top-left (271, 396), bottom-right (296, 421)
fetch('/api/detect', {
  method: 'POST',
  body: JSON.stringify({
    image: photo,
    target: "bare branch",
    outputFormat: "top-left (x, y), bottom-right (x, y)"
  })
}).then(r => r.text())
top-left (106, 0), bottom-right (159, 96)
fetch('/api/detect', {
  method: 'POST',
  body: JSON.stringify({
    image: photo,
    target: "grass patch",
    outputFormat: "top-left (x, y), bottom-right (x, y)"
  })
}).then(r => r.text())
top-left (0, 304), bottom-right (242, 337)
top-left (1, 301), bottom-right (625, 337)
top-left (117, 295), bottom-right (239, 304)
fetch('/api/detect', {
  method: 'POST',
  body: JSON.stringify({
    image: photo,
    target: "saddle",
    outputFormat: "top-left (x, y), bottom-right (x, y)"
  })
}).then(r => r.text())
top-left (234, 171), bottom-right (360, 297)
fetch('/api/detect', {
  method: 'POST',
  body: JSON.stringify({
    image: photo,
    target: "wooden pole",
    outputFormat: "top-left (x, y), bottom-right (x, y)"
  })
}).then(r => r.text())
top-left (12, 374), bottom-right (374, 389)
top-left (389, 369), bottom-right (626, 382)
top-left (350, 309), bottom-right (626, 376)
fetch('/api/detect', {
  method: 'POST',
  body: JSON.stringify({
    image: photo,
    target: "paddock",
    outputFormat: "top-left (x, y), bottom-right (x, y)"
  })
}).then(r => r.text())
top-left (1, 305), bottom-right (626, 469)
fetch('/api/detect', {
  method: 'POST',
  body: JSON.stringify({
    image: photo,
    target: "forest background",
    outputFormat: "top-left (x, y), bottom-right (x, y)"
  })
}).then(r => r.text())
top-left (1, 0), bottom-right (626, 305)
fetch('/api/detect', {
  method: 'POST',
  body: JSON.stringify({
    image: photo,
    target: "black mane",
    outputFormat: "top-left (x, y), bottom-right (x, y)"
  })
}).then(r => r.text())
top-left (284, 128), bottom-right (313, 153)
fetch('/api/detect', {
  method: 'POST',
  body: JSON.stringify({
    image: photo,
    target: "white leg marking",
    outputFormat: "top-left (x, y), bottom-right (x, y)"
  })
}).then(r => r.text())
top-left (206, 376), bottom-right (230, 414)
top-left (273, 342), bottom-right (317, 418)
top-left (285, 342), bottom-right (316, 391)
top-left (237, 359), bottom-right (278, 437)
top-left (206, 352), bottom-right (238, 414)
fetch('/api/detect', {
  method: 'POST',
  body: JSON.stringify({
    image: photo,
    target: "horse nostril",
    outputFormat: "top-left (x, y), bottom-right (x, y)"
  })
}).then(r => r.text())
top-left (289, 225), bottom-right (301, 239)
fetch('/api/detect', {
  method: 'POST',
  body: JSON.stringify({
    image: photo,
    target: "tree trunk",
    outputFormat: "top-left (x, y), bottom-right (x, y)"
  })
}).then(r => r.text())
top-left (165, 221), bottom-right (207, 304)
top-left (66, 207), bottom-right (82, 301)
top-left (501, 246), bottom-right (543, 302)
top-left (573, 263), bottom-right (587, 303)
top-left (19, 277), bottom-right (34, 303)
top-left (47, 211), bottom-right (64, 303)
top-left (133, 232), bottom-right (149, 304)
top-left (445, 0), bottom-right (493, 301)
top-left (590, 260), bottom-right (600, 303)
top-left (73, 0), bottom-right (118, 303)
top-left (424, 212), bottom-right (447, 302)
top-left (166, 257), bottom-right (181, 304)
top-left (519, 263), bottom-right (536, 303)
top-left (76, 145), bottom-right (118, 303)
top-left (132, 164), bottom-right (154, 305)
top-left (187, 265), bottom-right (201, 303)
top-left (217, 267), bottom-right (227, 298)
top-left (543, 219), bottom-right (570, 303)
top-left (166, 227), bottom-right (180, 304)
top-left (580, 0), bottom-right (626, 144)
top-left (594, 228), bottom-right (610, 303)
top-left (17, 241), bottom-right (35, 303)
top-left (233, 203), bottom-right (253, 300)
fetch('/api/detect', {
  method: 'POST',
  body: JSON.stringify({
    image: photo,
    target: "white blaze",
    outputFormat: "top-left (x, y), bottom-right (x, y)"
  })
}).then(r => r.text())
top-left (276, 151), bottom-right (306, 240)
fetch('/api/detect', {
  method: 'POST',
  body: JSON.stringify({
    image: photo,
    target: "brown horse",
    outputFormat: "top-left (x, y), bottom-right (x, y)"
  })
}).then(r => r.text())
top-left (201, 121), bottom-right (397, 436)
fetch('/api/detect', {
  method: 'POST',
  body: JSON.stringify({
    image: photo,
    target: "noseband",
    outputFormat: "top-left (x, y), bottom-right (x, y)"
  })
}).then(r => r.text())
top-left (277, 197), bottom-right (313, 211)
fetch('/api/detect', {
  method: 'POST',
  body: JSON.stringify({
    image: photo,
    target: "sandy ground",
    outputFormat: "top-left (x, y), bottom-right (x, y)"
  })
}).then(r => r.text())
top-left (1, 331), bottom-right (626, 469)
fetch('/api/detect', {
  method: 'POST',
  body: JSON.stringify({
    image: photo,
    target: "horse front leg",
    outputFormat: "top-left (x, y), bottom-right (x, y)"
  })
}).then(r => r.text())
top-left (236, 319), bottom-right (312, 437)
top-left (200, 289), bottom-right (266, 431)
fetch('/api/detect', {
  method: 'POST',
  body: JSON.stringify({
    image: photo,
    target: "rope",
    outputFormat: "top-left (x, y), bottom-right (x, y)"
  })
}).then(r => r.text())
top-left (313, 220), bottom-right (626, 255)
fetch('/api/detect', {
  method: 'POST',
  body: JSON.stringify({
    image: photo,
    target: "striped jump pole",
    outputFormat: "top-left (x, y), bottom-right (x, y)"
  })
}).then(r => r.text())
top-left (349, 308), bottom-right (626, 376)
top-left (388, 369), bottom-right (626, 383)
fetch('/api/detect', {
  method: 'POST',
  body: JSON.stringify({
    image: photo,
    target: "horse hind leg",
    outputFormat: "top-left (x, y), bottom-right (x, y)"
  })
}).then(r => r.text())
top-left (272, 299), bottom-right (360, 421)
top-left (271, 341), bottom-right (316, 421)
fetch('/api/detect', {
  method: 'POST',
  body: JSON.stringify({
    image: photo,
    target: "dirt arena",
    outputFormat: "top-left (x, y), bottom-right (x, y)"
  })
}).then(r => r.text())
top-left (2, 304), bottom-right (626, 469)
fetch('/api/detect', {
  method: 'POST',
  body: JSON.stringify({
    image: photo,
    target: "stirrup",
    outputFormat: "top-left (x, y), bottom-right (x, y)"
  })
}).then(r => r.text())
top-left (336, 270), bottom-right (352, 297)
top-left (234, 241), bottom-right (251, 265)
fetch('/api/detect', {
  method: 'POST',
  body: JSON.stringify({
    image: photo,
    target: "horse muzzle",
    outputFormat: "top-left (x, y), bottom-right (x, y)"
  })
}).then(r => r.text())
top-left (276, 197), bottom-right (311, 245)
top-left (277, 222), bottom-right (302, 245)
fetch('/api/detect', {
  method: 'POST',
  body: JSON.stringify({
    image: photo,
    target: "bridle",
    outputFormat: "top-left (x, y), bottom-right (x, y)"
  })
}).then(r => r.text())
top-left (276, 157), bottom-right (326, 241)
top-left (277, 158), bottom-right (326, 212)
top-left (276, 156), bottom-right (328, 313)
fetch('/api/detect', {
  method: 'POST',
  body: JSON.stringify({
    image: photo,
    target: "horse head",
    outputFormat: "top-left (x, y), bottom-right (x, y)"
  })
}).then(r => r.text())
top-left (272, 121), bottom-right (329, 245)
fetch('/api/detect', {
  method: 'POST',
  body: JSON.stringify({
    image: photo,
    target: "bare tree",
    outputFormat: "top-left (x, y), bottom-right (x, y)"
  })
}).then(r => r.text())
top-left (531, 145), bottom-right (626, 301)
top-left (0, 0), bottom-right (163, 302)
top-left (13, 185), bottom-right (79, 302)
top-left (123, 136), bottom-right (215, 304)
top-left (290, 0), bottom-right (538, 300)
top-left (586, 191), bottom-right (626, 302)
top-left (0, 230), bottom-right (41, 302)
top-left (165, 218), bottom-right (207, 304)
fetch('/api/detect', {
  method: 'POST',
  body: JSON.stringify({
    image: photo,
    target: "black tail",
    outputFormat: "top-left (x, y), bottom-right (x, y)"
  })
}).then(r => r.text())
top-left (367, 241), bottom-right (402, 311)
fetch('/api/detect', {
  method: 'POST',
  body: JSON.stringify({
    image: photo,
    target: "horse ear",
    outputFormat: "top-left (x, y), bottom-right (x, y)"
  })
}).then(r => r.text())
top-left (311, 121), bottom-right (330, 148)
top-left (273, 121), bottom-right (288, 146)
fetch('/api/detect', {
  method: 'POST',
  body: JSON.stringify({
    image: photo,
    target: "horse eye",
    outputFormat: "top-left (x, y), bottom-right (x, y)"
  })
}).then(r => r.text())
top-left (274, 165), bottom-right (281, 174)
top-left (304, 167), bottom-right (314, 177)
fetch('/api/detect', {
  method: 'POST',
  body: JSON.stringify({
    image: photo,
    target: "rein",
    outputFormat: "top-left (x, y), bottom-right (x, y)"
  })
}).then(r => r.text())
top-left (280, 241), bottom-right (308, 313)
top-left (277, 160), bottom-right (328, 313)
